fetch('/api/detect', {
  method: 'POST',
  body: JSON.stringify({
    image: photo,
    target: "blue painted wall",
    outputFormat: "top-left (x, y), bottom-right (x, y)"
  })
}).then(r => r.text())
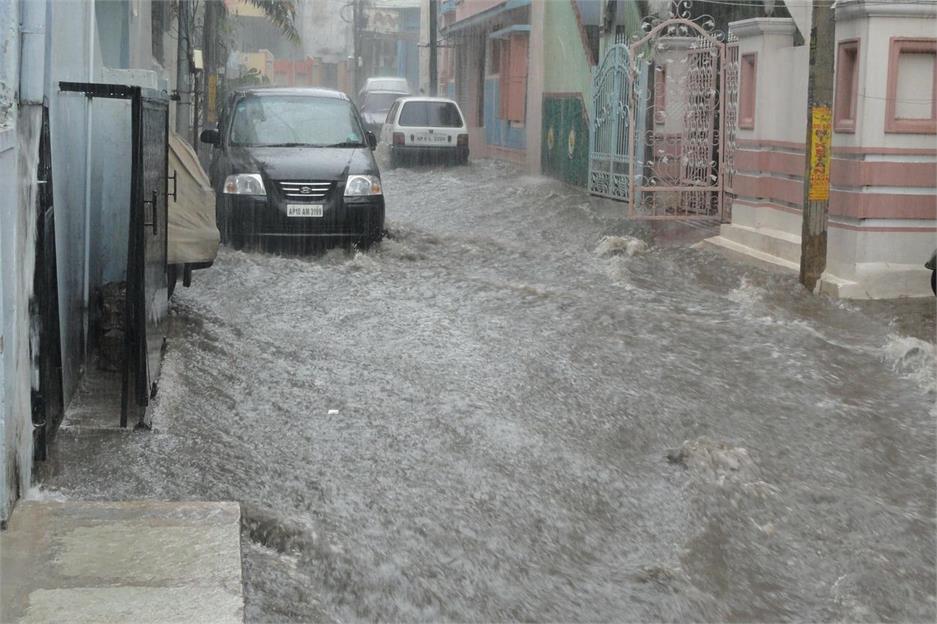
top-left (0, 0), bottom-right (24, 524)
top-left (48, 0), bottom-right (97, 406)
top-left (483, 78), bottom-right (526, 150)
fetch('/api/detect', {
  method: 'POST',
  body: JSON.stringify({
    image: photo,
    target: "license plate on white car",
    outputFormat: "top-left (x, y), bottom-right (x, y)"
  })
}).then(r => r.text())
top-left (287, 204), bottom-right (323, 217)
top-left (414, 134), bottom-right (448, 143)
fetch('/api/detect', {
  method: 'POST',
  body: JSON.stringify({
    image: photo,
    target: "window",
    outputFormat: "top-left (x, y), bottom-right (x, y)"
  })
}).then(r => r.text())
top-left (585, 25), bottom-right (600, 66)
top-left (834, 40), bottom-right (859, 132)
top-left (385, 101), bottom-right (399, 125)
top-left (151, 1), bottom-right (166, 65)
top-left (498, 34), bottom-right (528, 124)
top-left (398, 101), bottom-right (464, 128)
top-left (885, 38), bottom-right (937, 134)
top-left (739, 53), bottom-right (757, 130)
top-left (361, 92), bottom-right (404, 116)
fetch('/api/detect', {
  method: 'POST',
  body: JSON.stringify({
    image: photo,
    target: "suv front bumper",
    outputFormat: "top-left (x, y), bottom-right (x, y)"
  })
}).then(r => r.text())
top-left (218, 194), bottom-right (385, 241)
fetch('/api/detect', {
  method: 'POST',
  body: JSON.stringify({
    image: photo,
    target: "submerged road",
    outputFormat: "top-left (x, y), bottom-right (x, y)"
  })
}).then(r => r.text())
top-left (45, 160), bottom-right (936, 622)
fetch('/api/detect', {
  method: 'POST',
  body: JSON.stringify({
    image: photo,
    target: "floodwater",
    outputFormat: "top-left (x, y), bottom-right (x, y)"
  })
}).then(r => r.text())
top-left (41, 160), bottom-right (936, 622)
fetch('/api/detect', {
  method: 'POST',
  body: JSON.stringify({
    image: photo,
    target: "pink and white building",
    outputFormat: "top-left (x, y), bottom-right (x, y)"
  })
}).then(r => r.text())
top-left (708, 0), bottom-right (937, 298)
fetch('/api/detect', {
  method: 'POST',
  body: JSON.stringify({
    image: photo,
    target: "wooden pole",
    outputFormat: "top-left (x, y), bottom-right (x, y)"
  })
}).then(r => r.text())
top-left (799, 0), bottom-right (836, 292)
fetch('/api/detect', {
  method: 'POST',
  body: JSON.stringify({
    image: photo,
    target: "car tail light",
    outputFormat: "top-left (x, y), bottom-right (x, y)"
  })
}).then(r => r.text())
top-left (457, 134), bottom-right (468, 147)
top-left (392, 132), bottom-right (405, 146)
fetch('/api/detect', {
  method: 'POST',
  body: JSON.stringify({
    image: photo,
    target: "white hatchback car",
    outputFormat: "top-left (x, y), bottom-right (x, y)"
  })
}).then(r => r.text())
top-left (380, 97), bottom-right (469, 167)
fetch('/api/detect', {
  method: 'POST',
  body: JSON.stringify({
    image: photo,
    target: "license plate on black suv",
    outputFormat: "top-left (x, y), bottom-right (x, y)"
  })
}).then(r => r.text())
top-left (287, 204), bottom-right (323, 217)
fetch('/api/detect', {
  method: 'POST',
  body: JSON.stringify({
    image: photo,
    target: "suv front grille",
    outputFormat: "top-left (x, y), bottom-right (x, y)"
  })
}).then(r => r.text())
top-left (278, 180), bottom-right (333, 202)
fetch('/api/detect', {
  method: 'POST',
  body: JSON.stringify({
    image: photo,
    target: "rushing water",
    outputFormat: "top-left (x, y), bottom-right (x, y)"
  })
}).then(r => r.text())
top-left (41, 160), bottom-right (936, 622)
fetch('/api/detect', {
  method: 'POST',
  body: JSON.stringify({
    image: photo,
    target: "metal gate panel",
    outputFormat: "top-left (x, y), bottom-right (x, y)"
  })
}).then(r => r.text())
top-left (140, 97), bottom-right (170, 405)
top-left (30, 105), bottom-right (64, 460)
top-left (589, 43), bottom-right (633, 202)
top-left (124, 90), bottom-right (170, 429)
top-left (678, 38), bottom-right (721, 217)
top-left (588, 2), bottom-right (735, 221)
top-left (722, 37), bottom-right (740, 222)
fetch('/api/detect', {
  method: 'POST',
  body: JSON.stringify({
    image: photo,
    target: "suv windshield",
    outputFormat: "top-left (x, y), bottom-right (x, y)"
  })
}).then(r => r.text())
top-left (361, 92), bottom-right (404, 114)
top-left (229, 95), bottom-right (365, 147)
top-left (398, 101), bottom-right (463, 128)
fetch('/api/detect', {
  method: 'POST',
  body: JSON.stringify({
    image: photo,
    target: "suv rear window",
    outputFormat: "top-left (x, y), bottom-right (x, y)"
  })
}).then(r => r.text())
top-left (398, 101), bottom-right (463, 128)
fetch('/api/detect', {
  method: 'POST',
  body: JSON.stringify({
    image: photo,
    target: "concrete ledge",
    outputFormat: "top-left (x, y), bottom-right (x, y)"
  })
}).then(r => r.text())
top-left (716, 223), bottom-right (802, 264)
top-left (1, 501), bottom-right (244, 624)
top-left (819, 265), bottom-right (935, 300)
top-left (700, 233), bottom-right (800, 273)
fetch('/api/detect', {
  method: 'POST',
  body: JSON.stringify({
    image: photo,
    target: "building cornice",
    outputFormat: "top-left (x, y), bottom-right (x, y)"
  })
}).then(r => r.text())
top-left (835, 0), bottom-right (937, 22)
top-left (730, 18), bottom-right (797, 40)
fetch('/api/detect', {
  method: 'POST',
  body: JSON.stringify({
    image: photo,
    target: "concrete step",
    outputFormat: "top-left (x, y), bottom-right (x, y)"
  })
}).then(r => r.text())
top-left (699, 234), bottom-right (800, 274)
top-left (717, 223), bottom-right (802, 265)
top-left (1, 501), bottom-right (244, 623)
top-left (61, 368), bottom-right (126, 431)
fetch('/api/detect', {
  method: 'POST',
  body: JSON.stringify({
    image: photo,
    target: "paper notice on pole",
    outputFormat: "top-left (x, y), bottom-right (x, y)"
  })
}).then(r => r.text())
top-left (808, 106), bottom-right (832, 201)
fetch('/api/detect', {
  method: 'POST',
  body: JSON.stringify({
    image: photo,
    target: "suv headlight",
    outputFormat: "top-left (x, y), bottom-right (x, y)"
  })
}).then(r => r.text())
top-left (223, 173), bottom-right (266, 196)
top-left (344, 175), bottom-right (382, 197)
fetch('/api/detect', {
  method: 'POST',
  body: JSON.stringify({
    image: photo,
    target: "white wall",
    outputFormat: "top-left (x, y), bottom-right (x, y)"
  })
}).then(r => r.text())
top-left (733, 19), bottom-right (808, 145)
top-left (299, 0), bottom-right (353, 62)
top-left (1, 0), bottom-right (40, 525)
top-left (835, 10), bottom-right (937, 151)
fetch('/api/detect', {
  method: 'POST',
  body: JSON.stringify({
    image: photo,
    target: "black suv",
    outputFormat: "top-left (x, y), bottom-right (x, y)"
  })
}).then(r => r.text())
top-left (201, 88), bottom-right (384, 250)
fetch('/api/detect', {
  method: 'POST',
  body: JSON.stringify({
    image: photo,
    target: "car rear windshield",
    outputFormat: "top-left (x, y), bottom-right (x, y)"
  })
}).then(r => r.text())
top-left (361, 92), bottom-right (403, 114)
top-left (229, 95), bottom-right (365, 147)
top-left (397, 101), bottom-right (463, 128)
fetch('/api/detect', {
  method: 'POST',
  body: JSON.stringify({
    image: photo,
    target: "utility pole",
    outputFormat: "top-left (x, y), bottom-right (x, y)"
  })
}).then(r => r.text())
top-left (429, 0), bottom-right (438, 96)
top-left (799, 0), bottom-right (836, 292)
top-left (175, 0), bottom-right (192, 136)
top-left (203, 0), bottom-right (220, 130)
top-left (352, 0), bottom-right (361, 98)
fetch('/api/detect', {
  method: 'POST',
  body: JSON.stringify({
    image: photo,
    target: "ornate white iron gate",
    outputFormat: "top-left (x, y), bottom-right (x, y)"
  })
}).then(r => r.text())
top-left (589, 2), bottom-right (737, 220)
top-left (590, 43), bottom-right (634, 203)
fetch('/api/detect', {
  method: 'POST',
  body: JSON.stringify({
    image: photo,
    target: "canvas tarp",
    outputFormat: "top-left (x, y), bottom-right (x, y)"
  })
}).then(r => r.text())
top-left (168, 133), bottom-right (219, 265)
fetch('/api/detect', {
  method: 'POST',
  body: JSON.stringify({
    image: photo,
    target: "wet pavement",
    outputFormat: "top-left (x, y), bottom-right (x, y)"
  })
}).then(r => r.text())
top-left (40, 160), bottom-right (936, 622)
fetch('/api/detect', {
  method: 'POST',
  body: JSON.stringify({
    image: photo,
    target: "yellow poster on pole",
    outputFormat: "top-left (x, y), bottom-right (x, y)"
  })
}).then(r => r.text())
top-left (808, 106), bottom-right (832, 201)
top-left (207, 75), bottom-right (218, 123)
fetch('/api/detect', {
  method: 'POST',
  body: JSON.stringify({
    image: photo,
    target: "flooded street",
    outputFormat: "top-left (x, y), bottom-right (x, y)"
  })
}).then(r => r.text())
top-left (42, 161), bottom-right (935, 623)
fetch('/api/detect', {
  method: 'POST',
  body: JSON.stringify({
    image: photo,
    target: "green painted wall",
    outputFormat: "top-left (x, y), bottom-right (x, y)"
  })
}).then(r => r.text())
top-left (542, 95), bottom-right (589, 187)
top-left (540, 1), bottom-right (593, 186)
top-left (539, 1), bottom-right (645, 187)
top-left (543, 1), bottom-right (593, 99)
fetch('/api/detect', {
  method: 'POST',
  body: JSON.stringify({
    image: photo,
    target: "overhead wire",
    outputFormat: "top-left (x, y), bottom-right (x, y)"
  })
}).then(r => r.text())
top-left (683, 0), bottom-right (937, 7)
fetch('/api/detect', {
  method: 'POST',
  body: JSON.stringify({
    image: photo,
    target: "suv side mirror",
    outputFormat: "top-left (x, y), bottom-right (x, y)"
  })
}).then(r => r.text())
top-left (366, 131), bottom-right (377, 151)
top-left (200, 128), bottom-right (220, 145)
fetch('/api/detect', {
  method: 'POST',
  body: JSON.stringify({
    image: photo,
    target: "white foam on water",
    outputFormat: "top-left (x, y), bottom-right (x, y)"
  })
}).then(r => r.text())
top-left (594, 235), bottom-right (649, 258)
top-left (24, 485), bottom-right (67, 502)
top-left (882, 334), bottom-right (937, 395)
top-left (727, 275), bottom-right (765, 307)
